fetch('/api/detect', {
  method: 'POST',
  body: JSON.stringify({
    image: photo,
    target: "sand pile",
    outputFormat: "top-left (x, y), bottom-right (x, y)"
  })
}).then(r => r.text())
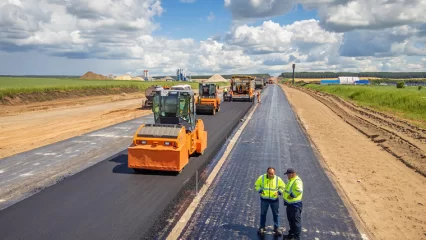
top-left (132, 77), bottom-right (144, 80)
top-left (80, 71), bottom-right (108, 80)
top-left (115, 74), bottom-right (133, 80)
top-left (205, 74), bottom-right (228, 83)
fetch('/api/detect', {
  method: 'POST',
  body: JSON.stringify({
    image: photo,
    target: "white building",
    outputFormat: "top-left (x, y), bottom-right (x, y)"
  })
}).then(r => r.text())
top-left (338, 76), bottom-right (360, 85)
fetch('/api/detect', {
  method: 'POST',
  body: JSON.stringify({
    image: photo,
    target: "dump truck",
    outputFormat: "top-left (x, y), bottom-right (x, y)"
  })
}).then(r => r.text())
top-left (142, 85), bottom-right (164, 109)
top-left (230, 75), bottom-right (255, 102)
top-left (128, 89), bottom-right (207, 173)
top-left (196, 83), bottom-right (220, 115)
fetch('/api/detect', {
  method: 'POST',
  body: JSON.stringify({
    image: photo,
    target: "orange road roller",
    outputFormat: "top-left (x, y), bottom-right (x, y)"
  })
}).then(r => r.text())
top-left (196, 83), bottom-right (221, 115)
top-left (128, 89), bottom-right (207, 173)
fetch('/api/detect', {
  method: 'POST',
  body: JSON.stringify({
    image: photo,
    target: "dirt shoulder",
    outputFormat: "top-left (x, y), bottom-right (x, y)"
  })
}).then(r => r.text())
top-left (0, 93), bottom-right (151, 159)
top-left (282, 85), bottom-right (426, 240)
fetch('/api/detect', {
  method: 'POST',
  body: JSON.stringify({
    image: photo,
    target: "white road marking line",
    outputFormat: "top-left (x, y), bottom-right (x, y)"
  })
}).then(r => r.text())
top-left (0, 169), bottom-right (4, 174)
top-left (33, 163), bottom-right (40, 166)
top-left (87, 134), bottom-right (132, 138)
top-left (20, 172), bottom-right (34, 177)
top-left (113, 127), bottom-right (133, 130)
top-left (166, 103), bottom-right (259, 240)
top-left (43, 153), bottom-right (57, 156)
top-left (71, 140), bottom-right (92, 143)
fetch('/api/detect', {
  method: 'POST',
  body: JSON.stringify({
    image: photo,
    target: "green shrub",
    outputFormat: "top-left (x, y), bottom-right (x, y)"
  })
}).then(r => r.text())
top-left (396, 82), bottom-right (405, 88)
top-left (418, 86), bottom-right (423, 91)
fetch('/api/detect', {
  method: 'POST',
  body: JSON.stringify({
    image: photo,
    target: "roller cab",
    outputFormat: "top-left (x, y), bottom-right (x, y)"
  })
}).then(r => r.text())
top-left (128, 89), bottom-right (207, 173)
top-left (196, 83), bottom-right (221, 115)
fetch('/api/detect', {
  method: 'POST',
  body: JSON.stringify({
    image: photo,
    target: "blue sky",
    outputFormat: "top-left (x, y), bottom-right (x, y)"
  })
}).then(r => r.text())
top-left (0, 0), bottom-right (425, 76)
top-left (155, 0), bottom-right (232, 40)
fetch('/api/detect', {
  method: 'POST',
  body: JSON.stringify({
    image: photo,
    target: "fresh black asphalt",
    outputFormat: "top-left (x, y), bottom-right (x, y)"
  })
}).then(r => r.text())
top-left (178, 85), bottom-right (364, 240)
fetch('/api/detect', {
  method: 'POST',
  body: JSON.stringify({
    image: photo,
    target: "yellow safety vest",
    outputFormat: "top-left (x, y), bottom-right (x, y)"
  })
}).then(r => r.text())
top-left (255, 174), bottom-right (285, 201)
top-left (283, 176), bottom-right (303, 204)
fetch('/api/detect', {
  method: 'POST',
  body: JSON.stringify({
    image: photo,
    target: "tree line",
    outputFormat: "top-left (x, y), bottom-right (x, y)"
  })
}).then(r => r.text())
top-left (279, 72), bottom-right (426, 79)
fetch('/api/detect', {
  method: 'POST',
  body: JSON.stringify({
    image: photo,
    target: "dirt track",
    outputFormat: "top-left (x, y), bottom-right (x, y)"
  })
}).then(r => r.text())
top-left (282, 85), bottom-right (426, 240)
top-left (0, 93), bottom-right (150, 159)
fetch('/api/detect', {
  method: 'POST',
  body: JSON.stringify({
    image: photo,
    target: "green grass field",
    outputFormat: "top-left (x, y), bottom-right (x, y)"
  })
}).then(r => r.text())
top-left (0, 77), bottom-right (213, 99)
top-left (304, 84), bottom-right (426, 124)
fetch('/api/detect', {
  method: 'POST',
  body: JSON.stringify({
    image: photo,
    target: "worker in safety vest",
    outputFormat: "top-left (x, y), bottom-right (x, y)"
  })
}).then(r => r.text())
top-left (254, 167), bottom-right (286, 236)
top-left (282, 168), bottom-right (304, 240)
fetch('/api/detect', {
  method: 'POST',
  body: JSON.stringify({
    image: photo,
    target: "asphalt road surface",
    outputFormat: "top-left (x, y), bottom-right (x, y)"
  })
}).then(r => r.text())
top-left (0, 114), bottom-right (155, 210)
top-left (0, 101), bottom-right (253, 240)
top-left (178, 85), bottom-right (364, 240)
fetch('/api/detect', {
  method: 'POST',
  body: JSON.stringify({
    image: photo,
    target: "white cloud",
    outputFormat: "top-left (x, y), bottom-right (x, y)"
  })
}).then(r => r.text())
top-left (224, 0), bottom-right (294, 20)
top-left (0, 0), bottom-right (163, 57)
top-left (225, 0), bottom-right (426, 32)
top-left (0, 0), bottom-right (426, 76)
top-left (225, 20), bottom-right (342, 59)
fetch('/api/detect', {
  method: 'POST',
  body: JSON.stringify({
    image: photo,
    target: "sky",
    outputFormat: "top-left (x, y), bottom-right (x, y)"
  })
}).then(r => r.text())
top-left (0, 0), bottom-right (426, 77)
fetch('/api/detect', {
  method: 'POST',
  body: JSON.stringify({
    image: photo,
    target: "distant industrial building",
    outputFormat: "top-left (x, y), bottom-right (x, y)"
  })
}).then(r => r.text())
top-left (320, 76), bottom-right (370, 85)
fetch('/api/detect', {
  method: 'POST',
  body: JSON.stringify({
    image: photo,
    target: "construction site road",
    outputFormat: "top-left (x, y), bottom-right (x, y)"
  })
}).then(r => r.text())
top-left (0, 101), bottom-right (253, 240)
top-left (178, 85), bottom-right (367, 240)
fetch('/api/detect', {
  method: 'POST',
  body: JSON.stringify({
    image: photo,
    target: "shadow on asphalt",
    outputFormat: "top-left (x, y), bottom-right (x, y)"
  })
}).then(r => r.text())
top-left (110, 153), bottom-right (179, 176)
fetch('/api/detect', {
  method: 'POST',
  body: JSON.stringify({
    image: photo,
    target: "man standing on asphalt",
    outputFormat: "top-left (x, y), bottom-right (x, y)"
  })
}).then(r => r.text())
top-left (255, 167), bottom-right (286, 236)
top-left (282, 168), bottom-right (304, 240)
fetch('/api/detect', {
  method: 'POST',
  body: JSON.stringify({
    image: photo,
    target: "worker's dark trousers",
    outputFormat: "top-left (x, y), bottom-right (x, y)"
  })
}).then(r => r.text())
top-left (260, 199), bottom-right (280, 229)
top-left (286, 204), bottom-right (302, 239)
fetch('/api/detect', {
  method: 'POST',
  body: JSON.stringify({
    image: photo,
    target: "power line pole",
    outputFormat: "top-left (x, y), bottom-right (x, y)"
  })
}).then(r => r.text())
top-left (292, 64), bottom-right (296, 85)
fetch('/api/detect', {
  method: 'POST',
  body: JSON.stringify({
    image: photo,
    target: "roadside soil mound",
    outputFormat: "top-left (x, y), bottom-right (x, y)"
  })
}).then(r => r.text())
top-left (205, 74), bottom-right (228, 83)
top-left (294, 86), bottom-right (426, 177)
top-left (115, 74), bottom-right (133, 80)
top-left (0, 87), bottom-right (141, 105)
top-left (80, 71), bottom-right (108, 80)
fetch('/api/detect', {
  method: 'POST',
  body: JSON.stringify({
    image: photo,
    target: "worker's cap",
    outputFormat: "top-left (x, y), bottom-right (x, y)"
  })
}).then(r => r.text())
top-left (284, 168), bottom-right (296, 175)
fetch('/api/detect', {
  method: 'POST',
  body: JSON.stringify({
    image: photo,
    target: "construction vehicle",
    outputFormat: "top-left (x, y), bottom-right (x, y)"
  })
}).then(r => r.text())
top-left (268, 78), bottom-right (275, 84)
top-left (142, 85), bottom-right (164, 109)
top-left (196, 83), bottom-right (220, 115)
top-left (128, 89), bottom-right (207, 173)
top-left (255, 78), bottom-right (264, 89)
top-left (229, 75), bottom-right (255, 102)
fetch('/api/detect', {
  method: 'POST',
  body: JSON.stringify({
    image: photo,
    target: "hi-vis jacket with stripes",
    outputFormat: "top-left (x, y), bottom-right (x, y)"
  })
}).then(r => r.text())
top-left (255, 174), bottom-right (286, 201)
